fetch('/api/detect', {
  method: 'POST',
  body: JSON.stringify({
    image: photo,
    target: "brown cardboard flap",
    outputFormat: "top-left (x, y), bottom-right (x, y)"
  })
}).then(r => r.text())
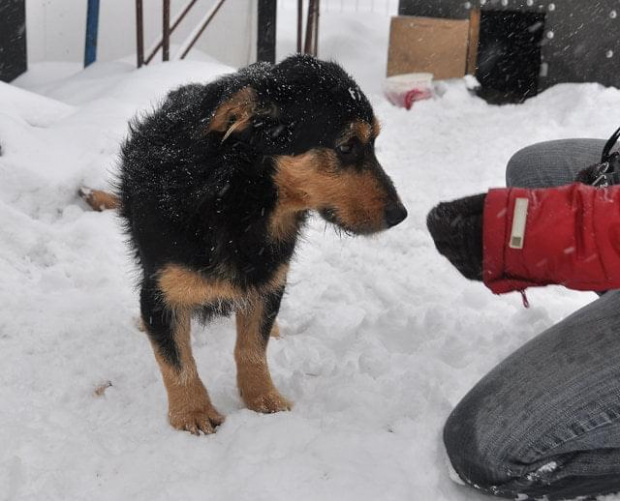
top-left (387, 16), bottom-right (470, 80)
top-left (467, 9), bottom-right (481, 75)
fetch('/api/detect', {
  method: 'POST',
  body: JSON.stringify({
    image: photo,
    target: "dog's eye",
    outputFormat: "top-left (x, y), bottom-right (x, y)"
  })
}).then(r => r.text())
top-left (337, 142), bottom-right (354, 155)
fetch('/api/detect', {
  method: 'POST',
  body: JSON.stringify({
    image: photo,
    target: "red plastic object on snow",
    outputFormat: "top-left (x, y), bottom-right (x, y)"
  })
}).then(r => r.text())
top-left (384, 73), bottom-right (433, 109)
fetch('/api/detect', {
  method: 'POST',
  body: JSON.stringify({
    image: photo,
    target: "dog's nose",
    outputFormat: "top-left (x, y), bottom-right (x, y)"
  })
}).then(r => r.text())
top-left (385, 202), bottom-right (408, 228)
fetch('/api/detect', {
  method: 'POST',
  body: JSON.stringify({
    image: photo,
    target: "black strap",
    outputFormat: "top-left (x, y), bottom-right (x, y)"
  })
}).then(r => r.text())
top-left (602, 126), bottom-right (620, 162)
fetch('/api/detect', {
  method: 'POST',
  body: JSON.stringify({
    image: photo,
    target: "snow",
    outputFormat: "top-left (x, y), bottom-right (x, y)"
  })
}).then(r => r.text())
top-left (277, 5), bottom-right (396, 96)
top-left (2, 6), bottom-right (620, 501)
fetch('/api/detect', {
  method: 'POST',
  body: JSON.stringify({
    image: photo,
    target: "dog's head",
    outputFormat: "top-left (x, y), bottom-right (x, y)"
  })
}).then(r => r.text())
top-left (208, 54), bottom-right (407, 235)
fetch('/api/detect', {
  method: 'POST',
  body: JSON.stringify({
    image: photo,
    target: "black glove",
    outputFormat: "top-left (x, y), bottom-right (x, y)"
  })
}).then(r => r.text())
top-left (426, 194), bottom-right (485, 281)
top-left (575, 151), bottom-right (620, 186)
top-left (576, 127), bottom-right (620, 186)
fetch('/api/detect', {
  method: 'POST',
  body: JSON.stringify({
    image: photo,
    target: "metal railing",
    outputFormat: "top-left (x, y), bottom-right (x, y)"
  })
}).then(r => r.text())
top-left (299, 0), bottom-right (320, 55)
top-left (135, 0), bottom-right (227, 68)
top-left (290, 0), bottom-right (399, 57)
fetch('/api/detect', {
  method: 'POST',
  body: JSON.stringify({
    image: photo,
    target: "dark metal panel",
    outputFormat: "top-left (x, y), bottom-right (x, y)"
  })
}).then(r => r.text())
top-left (540, 0), bottom-right (620, 88)
top-left (398, 0), bottom-right (620, 91)
top-left (258, 0), bottom-right (277, 63)
top-left (0, 0), bottom-right (27, 82)
top-left (399, 0), bottom-right (469, 19)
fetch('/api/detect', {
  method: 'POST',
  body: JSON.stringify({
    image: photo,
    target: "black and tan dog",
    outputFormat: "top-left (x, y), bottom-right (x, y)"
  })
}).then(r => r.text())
top-left (115, 54), bottom-right (407, 434)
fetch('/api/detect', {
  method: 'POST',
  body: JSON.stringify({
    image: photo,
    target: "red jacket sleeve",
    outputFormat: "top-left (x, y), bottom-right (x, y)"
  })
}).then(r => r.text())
top-left (483, 183), bottom-right (620, 294)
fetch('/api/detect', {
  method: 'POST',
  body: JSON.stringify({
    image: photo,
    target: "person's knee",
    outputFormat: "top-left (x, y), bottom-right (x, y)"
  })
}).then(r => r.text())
top-left (506, 143), bottom-right (542, 188)
top-left (443, 405), bottom-right (497, 491)
top-left (443, 392), bottom-right (574, 499)
top-left (506, 139), bottom-right (603, 188)
top-left (443, 392), bottom-right (523, 494)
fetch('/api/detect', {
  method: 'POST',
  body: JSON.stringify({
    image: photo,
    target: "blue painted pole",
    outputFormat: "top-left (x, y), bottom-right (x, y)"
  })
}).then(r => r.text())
top-left (84, 0), bottom-right (100, 67)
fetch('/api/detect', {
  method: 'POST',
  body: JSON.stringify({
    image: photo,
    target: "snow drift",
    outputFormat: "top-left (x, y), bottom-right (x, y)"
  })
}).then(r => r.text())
top-left (2, 51), bottom-right (620, 501)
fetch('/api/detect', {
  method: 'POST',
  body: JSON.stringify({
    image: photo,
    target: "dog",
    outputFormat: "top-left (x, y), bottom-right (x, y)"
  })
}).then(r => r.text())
top-left (116, 54), bottom-right (407, 435)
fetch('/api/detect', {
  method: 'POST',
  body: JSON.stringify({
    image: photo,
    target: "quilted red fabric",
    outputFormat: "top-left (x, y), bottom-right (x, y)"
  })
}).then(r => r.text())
top-left (483, 183), bottom-right (620, 294)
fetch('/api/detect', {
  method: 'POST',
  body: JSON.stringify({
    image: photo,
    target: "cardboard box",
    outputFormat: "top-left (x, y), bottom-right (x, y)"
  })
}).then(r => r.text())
top-left (387, 16), bottom-right (471, 80)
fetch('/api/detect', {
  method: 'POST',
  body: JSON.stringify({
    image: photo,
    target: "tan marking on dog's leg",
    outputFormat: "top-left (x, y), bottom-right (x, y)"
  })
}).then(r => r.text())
top-left (151, 309), bottom-right (223, 435)
top-left (158, 264), bottom-right (242, 309)
top-left (262, 265), bottom-right (287, 339)
top-left (235, 298), bottom-right (291, 413)
top-left (265, 263), bottom-right (289, 292)
top-left (79, 188), bottom-right (119, 211)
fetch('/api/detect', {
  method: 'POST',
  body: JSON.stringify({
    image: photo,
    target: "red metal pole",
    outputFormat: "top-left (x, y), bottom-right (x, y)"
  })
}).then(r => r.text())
top-left (304, 0), bottom-right (316, 55)
top-left (313, 0), bottom-right (320, 56)
top-left (145, 0), bottom-right (199, 65)
top-left (172, 0), bottom-right (200, 32)
top-left (179, 0), bottom-right (227, 60)
top-left (136, 0), bottom-right (144, 67)
top-left (162, 0), bottom-right (170, 61)
top-left (297, 0), bottom-right (303, 53)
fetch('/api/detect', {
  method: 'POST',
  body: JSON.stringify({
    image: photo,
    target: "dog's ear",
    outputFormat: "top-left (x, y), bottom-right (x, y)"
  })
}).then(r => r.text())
top-left (207, 87), bottom-right (281, 143)
top-left (207, 86), bottom-right (257, 141)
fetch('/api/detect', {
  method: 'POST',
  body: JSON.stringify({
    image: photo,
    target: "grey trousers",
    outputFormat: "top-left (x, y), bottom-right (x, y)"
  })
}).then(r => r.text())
top-left (444, 140), bottom-right (620, 501)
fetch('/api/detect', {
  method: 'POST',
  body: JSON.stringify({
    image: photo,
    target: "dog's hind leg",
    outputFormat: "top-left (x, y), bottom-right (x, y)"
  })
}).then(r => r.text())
top-left (140, 282), bottom-right (224, 434)
top-left (235, 287), bottom-right (291, 413)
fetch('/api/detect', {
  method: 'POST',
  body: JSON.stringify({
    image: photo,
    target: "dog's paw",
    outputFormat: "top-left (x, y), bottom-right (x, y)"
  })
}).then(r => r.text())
top-left (270, 322), bottom-right (280, 338)
top-left (244, 389), bottom-right (292, 414)
top-left (169, 405), bottom-right (224, 435)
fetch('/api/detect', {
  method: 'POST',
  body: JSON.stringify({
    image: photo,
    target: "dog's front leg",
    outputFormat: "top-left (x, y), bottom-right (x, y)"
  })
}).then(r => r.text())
top-left (141, 284), bottom-right (224, 434)
top-left (235, 287), bottom-right (291, 413)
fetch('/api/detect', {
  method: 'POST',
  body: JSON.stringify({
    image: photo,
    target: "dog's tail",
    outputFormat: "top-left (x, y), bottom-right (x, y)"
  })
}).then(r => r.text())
top-left (79, 187), bottom-right (120, 212)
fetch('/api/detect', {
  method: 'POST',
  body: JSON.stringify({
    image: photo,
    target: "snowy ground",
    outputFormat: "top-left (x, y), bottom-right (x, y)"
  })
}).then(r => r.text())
top-left (3, 10), bottom-right (620, 501)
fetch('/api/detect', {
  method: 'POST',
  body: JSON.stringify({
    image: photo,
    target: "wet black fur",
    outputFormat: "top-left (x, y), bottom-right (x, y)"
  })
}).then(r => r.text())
top-left (118, 55), bottom-right (380, 367)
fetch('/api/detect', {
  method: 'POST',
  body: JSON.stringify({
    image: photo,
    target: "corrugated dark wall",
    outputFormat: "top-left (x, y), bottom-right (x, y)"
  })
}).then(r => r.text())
top-left (399, 0), bottom-right (620, 90)
top-left (0, 0), bottom-right (27, 83)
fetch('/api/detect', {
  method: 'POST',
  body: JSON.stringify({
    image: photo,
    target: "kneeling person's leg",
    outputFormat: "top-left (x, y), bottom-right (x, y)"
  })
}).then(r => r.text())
top-left (444, 290), bottom-right (620, 500)
top-left (506, 139), bottom-right (607, 189)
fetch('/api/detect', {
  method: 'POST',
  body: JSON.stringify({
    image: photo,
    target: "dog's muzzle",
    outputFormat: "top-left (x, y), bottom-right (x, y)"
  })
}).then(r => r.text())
top-left (384, 202), bottom-right (408, 228)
